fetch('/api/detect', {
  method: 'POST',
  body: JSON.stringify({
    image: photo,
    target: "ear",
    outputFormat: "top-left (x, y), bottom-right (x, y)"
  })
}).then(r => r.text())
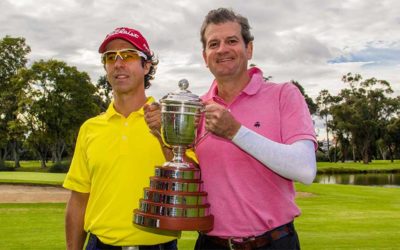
top-left (246, 41), bottom-right (253, 60)
top-left (143, 61), bottom-right (151, 75)
top-left (202, 50), bottom-right (209, 68)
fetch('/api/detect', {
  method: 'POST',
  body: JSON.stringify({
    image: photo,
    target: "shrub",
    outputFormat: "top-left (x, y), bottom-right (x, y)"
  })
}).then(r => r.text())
top-left (49, 161), bottom-right (70, 173)
top-left (0, 161), bottom-right (14, 171)
top-left (316, 151), bottom-right (330, 162)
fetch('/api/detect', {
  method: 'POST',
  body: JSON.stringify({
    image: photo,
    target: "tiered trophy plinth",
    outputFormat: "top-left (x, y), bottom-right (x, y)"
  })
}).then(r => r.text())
top-left (133, 79), bottom-right (213, 232)
top-left (134, 164), bottom-right (213, 231)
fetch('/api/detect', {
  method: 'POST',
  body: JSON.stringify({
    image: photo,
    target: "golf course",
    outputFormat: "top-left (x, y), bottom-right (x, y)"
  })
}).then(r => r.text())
top-left (0, 161), bottom-right (399, 249)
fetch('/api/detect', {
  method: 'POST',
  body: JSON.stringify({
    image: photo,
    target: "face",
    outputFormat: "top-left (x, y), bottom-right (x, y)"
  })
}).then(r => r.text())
top-left (103, 39), bottom-right (150, 96)
top-left (202, 21), bottom-right (253, 81)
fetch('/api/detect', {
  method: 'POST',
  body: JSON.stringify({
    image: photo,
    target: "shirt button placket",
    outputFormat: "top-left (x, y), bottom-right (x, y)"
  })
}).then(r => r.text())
top-left (121, 120), bottom-right (129, 154)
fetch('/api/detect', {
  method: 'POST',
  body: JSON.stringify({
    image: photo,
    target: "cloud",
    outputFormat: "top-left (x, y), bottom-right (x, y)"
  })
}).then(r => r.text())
top-left (329, 44), bottom-right (400, 68)
top-left (1, 0), bottom-right (399, 100)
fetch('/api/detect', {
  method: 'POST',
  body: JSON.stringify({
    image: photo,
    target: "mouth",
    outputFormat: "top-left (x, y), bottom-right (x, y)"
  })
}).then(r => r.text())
top-left (114, 74), bottom-right (129, 80)
top-left (216, 57), bottom-right (234, 63)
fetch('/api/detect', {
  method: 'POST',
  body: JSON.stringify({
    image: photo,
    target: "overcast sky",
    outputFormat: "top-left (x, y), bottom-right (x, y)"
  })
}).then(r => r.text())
top-left (1, 0), bottom-right (399, 103)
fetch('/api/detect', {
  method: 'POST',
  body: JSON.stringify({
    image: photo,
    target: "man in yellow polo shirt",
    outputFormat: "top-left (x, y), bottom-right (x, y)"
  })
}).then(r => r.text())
top-left (63, 27), bottom-right (179, 250)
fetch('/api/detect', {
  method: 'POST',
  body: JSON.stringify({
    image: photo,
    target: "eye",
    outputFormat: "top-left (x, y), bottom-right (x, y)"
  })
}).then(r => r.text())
top-left (208, 41), bottom-right (218, 49)
top-left (104, 53), bottom-right (117, 62)
top-left (227, 38), bottom-right (238, 45)
top-left (122, 51), bottom-right (140, 60)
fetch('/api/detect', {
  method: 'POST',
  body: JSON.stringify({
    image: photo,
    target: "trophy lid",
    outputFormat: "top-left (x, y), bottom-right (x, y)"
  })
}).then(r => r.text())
top-left (160, 79), bottom-right (202, 106)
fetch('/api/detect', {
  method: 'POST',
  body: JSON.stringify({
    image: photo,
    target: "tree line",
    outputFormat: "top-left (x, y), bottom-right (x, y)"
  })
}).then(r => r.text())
top-left (0, 36), bottom-right (112, 169)
top-left (315, 73), bottom-right (400, 164)
top-left (1, 36), bottom-right (399, 169)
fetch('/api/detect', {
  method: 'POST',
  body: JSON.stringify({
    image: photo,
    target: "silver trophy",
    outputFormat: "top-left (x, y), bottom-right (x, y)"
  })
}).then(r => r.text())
top-left (133, 79), bottom-right (214, 231)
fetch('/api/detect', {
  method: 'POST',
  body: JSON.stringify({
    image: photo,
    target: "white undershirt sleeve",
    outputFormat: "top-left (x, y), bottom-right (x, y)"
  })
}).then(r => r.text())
top-left (231, 126), bottom-right (317, 185)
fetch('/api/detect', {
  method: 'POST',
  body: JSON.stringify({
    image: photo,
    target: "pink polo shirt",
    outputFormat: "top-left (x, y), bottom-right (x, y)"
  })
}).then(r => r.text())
top-left (195, 67), bottom-right (316, 237)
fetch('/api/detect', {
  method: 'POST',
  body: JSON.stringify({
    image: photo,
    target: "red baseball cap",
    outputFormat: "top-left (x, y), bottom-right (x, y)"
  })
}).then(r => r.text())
top-left (98, 27), bottom-right (151, 55)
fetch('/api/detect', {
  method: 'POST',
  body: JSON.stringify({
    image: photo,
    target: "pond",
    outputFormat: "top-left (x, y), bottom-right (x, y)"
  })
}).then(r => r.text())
top-left (314, 173), bottom-right (400, 187)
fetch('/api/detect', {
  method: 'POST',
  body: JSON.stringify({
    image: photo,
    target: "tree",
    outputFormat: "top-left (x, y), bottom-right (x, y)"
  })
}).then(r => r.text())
top-left (316, 89), bottom-right (334, 161)
top-left (380, 97), bottom-right (400, 162)
top-left (0, 36), bottom-right (31, 167)
top-left (16, 67), bottom-right (50, 168)
top-left (21, 59), bottom-right (100, 166)
top-left (95, 75), bottom-right (112, 112)
top-left (329, 73), bottom-right (395, 164)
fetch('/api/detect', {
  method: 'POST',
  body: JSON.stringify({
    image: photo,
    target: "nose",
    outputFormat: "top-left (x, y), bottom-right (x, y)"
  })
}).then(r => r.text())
top-left (115, 53), bottom-right (124, 61)
top-left (114, 55), bottom-right (125, 67)
top-left (216, 42), bottom-right (228, 54)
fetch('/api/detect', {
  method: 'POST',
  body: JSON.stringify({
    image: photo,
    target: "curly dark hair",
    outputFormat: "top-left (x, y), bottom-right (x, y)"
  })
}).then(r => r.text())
top-left (142, 51), bottom-right (159, 89)
top-left (200, 8), bottom-right (254, 51)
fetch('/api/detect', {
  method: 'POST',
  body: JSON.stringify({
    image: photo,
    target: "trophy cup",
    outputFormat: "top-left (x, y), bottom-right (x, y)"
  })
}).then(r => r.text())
top-left (133, 79), bottom-right (214, 231)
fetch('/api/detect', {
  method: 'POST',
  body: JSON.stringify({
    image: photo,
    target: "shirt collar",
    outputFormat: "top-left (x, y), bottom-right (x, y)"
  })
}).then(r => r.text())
top-left (202, 67), bottom-right (265, 101)
top-left (104, 96), bottom-right (155, 120)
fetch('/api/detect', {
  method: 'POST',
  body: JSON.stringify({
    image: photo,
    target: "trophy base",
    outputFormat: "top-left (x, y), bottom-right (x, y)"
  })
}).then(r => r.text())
top-left (155, 165), bottom-right (201, 179)
top-left (144, 188), bottom-right (208, 205)
top-left (134, 209), bottom-right (214, 232)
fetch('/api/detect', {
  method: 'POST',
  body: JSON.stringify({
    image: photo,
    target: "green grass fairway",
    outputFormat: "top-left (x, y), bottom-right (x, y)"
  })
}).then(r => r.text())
top-left (317, 160), bottom-right (400, 173)
top-left (4, 160), bottom-right (70, 171)
top-left (177, 183), bottom-right (400, 249)
top-left (295, 183), bottom-right (400, 249)
top-left (0, 172), bottom-right (66, 185)
top-left (1, 161), bottom-right (399, 249)
top-left (0, 203), bottom-right (65, 250)
top-left (1, 160), bottom-right (399, 187)
top-left (1, 184), bottom-right (399, 249)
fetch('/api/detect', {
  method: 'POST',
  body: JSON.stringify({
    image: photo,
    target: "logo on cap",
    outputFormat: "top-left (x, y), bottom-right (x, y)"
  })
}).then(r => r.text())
top-left (99, 27), bottom-right (150, 54)
top-left (107, 28), bottom-right (140, 39)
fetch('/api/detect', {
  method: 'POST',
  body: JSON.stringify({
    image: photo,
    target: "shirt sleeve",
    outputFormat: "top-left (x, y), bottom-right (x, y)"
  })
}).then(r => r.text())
top-left (232, 126), bottom-right (317, 184)
top-left (279, 83), bottom-right (317, 149)
top-left (63, 123), bottom-right (91, 193)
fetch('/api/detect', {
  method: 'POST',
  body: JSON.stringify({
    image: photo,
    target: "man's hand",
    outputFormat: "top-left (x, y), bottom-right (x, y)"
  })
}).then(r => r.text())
top-left (144, 102), bottom-right (162, 139)
top-left (204, 102), bottom-right (241, 140)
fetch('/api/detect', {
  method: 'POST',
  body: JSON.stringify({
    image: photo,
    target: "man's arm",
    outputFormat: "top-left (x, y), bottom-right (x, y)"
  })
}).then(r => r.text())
top-left (65, 190), bottom-right (89, 250)
top-left (204, 103), bottom-right (316, 184)
top-left (232, 127), bottom-right (316, 184)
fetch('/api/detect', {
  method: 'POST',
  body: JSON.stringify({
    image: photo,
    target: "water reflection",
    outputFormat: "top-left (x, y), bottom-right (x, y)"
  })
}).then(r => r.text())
top-left (314, 173), bottom-right (400, 187)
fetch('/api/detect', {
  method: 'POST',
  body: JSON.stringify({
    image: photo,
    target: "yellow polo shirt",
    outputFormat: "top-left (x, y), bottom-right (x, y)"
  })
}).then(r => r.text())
top-left (63, 97), bottom-right (180, 245)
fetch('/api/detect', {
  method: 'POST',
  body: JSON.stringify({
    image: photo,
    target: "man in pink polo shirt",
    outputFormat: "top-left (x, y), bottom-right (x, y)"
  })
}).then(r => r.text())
top-left (194, 8), bottom-right (317, 250)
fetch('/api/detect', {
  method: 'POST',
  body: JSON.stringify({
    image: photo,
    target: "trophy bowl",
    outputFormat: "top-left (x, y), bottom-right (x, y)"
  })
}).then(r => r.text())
top-left (133, 79), bottom-right (213, 232)
top-left (160, 79), bottom-right (203, 158)
top-left (161, 103), bottom-right (199, 146)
